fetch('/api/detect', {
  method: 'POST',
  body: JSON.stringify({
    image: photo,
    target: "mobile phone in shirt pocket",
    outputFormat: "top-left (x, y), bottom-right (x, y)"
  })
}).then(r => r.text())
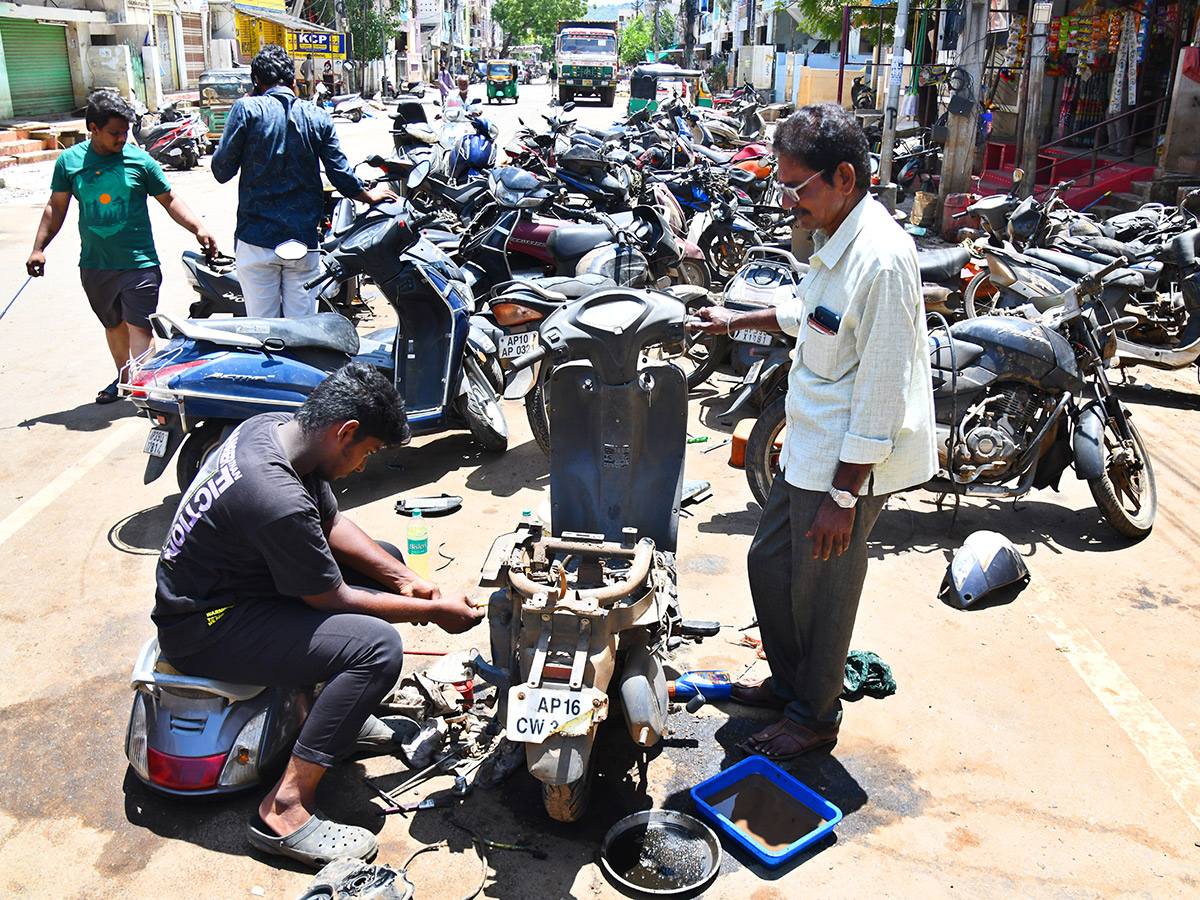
top-left (803, 306), bottom-right (845, 380)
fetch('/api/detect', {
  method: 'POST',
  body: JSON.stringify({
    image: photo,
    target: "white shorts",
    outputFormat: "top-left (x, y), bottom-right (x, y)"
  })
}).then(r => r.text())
top-left (235, 240), bottom-right (322, 319)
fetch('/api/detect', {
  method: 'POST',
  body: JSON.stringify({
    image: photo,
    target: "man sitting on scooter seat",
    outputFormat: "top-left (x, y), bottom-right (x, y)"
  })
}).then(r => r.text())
top-left (152, 363), bottom-right (485, 867)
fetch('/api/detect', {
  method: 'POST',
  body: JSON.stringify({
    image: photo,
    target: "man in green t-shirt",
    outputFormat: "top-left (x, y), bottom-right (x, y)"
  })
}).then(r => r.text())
top-left (26, 90), bottom-right (217, 404)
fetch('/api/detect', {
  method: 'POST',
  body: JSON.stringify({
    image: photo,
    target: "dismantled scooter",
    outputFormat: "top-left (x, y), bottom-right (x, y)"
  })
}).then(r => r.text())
top-left (481, 288), bottom-right (693, 822)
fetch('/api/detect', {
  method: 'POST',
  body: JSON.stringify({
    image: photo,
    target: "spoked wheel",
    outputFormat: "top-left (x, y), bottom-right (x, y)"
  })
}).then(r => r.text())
top-left (1087, 417), bottom-right (1156, 539)
top-left (964, 270), bottom-right (1004, 318)
top-left (457, 356), bottom-right (508, 453)
top-left (744, 396), bottom-right (787, 508)
top-left (702, 224), bottom-right (755, 282)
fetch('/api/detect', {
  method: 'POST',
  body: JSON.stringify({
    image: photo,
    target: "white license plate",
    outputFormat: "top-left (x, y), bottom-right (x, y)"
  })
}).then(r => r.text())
top-left (143, 427), bottom-right (170, 458)
top-left (733, 328), bottom-right (774, 346)
top-left (499, 330), bottom-right (539, 359)
top-left (506, 686), bottom-right (603, 744)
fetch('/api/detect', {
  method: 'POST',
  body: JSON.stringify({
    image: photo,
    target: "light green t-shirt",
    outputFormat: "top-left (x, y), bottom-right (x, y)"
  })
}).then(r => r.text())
top-left (49, 140), bottom-right (171, 270)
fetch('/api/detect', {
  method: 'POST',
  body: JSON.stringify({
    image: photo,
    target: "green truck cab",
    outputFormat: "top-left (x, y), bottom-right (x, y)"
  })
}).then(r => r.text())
top-left (555, 20), bottom-right (619, 108)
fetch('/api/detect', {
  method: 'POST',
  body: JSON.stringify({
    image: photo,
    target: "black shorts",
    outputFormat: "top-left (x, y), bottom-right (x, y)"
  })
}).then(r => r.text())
top-left (79, 266), bottom-right (162, 330)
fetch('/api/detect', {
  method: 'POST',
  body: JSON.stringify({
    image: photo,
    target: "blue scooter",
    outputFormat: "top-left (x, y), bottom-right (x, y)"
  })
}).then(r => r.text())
top-left (125, 202), bottom-right (508, 491)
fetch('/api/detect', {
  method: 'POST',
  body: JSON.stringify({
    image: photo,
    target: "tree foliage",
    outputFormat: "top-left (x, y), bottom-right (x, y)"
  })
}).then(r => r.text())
top-left (300, 0), bottom-right (401, 61)
top-left (771, 0), bottom-right (894, 45)
top-left (619, 11), bottom-right (676, 66)
top-left (492, 0), bottom-right (587, 55)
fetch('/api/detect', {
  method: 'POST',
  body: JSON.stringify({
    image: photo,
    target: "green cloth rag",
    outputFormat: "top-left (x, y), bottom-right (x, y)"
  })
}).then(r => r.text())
top-left (842, 650), bottom-right (897, 701)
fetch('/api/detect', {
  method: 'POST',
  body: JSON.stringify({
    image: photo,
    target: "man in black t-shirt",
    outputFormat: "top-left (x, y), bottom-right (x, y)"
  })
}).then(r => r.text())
top-left (154, 363), bottom-right (484, 867)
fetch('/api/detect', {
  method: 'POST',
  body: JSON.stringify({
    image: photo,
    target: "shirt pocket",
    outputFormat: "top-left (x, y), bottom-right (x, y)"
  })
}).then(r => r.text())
top-left (801, 318), bottom-right (853, 381)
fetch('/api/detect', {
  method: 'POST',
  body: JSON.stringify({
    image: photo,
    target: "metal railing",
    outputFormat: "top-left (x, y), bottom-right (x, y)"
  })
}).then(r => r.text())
top-left (1034, 96), bottom-right (1167, 188)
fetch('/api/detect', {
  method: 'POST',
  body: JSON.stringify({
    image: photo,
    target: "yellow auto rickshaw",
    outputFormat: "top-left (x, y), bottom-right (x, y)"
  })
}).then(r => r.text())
top-left (486, 60), bottom-right (520, 104)
top-left (198, 68), bottom-right (253, 143)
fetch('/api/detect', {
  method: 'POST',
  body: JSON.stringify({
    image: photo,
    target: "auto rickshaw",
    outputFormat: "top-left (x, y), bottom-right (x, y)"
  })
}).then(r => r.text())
top-left (198, 68), bottom-right (253, 143)
top-left (628, 64), bottom-right (706, 115)
top-left (486, 59), bottom-right (520, 104)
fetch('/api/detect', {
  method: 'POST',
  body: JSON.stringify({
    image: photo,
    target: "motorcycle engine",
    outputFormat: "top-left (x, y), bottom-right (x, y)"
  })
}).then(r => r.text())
top-left (946, 386), bottom-right (1045, 482)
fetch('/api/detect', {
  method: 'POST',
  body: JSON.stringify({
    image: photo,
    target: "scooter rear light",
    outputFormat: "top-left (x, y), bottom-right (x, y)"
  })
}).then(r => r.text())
top-left (492, 302), bottom-right (544, 327)
top-left (147, 747), bottom-right (226, 791)
top-left (218, 707), bottom-right (268, 787)
top-left (129, 358), bottom-right (208, 391)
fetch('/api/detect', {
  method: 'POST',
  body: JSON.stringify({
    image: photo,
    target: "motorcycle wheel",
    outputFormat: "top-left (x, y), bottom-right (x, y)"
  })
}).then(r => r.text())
top-left (348, 108), bottom-right (363, 123)
top-left (542, 769), bottom-right (592, 823)
top-left (175, 421), bottom-right (229, 493)
top-left (676, 258), bottom-right (710, 289)
top-left (1087, 417), bottom-right (1157, 539)
top-left (963, 270), bottom-right (1004, 318)
top-left (177, 146), bottom-right (198, 170)
top-left (458, 356), bottom-right (508, 453)
top-left (525, 369), bottom-right (552, 458)
top-left (744, 396), bottom-right (787, 508)
top-left (643, 295), bottom-right (728, 390)
top-left (701, 223), bottom-right (755, 282)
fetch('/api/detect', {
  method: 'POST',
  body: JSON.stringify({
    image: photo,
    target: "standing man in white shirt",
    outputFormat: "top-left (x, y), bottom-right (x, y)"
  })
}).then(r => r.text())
top-left (691, 103), bottom-right (936, 761)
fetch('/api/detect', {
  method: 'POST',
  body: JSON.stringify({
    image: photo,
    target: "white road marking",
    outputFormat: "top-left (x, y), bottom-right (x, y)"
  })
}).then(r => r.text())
top-left (1030, 586), bottom-right (1200, 834)
top-left (0, 419), bottom-right (143, 549)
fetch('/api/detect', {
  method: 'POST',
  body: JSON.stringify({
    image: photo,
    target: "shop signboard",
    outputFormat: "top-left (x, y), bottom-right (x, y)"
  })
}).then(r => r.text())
top-left (287, 32), bottom-right (347, 60)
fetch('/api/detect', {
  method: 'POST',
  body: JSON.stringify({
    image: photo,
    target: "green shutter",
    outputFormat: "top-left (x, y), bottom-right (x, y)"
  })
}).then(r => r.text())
top-left (0, 19), bottom-right (75, 117)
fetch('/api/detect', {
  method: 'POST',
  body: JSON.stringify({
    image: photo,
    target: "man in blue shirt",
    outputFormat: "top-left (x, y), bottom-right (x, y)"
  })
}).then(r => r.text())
top-left (212, 44), bottom-right (395, 318)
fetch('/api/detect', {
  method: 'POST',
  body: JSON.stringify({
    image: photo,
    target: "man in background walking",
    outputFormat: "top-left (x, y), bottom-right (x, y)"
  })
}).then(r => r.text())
top-left (212, 44), bottom-right (395, 318)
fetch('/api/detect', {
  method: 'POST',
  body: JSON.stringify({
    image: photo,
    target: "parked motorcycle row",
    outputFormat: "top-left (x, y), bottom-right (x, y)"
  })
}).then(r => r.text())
top-left (121, 90), bottom-right (1182, 826)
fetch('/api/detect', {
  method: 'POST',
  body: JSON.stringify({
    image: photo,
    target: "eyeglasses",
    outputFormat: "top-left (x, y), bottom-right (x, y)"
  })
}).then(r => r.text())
top-left (778, 169), bottom-right (826, 204)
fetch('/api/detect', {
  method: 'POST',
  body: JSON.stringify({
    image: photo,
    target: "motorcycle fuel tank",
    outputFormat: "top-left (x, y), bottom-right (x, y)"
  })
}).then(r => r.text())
top-left (949, 316), bottom-right (1084, 394)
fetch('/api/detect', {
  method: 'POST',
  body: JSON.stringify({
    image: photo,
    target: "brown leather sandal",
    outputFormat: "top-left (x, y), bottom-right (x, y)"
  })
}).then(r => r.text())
top-left (741, 717), bottom-right (838, 762)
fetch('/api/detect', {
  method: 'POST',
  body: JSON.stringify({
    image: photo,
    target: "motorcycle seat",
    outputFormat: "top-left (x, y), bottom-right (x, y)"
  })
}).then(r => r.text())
top-left (579, 125), bottom-right (625, 141)
top-left (694, 144), bottom-right (735, 165)
top-left (1024, 248), bottom-right (1145, 289)
top-left (509, 273), bottom-right (616, 301)
top-left (164, 312), bottom-right (360, 356)
top-left (928, 333), bottom-right (985, 370)
top-left (331, 93), bottom-right (361, 104)
top-left (727, 167), bottom-right (757, 187)
top-left (918, 247), bottom-right (972, 283)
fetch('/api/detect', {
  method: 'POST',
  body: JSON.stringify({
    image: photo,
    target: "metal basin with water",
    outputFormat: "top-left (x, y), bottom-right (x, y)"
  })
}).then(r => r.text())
top-left (599, 810), bottom-right (721, 895)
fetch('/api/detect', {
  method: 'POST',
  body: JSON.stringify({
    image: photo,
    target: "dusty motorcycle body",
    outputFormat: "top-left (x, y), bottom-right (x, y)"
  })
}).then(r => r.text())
top-left (481, 289), bottom-right (688, 821)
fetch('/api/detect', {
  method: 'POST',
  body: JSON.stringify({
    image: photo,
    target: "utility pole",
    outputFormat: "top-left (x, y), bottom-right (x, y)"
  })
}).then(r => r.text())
top-left (684, 0), bottom-right (696, 69)
top-left (937, 0), bottom-right (989, 215)
top-left (1019, 1), bottom-right (1052, 195)
top-left (877, 0), bottom-right (911, 188)
top-left (653, 0), bottom-right (660, 60)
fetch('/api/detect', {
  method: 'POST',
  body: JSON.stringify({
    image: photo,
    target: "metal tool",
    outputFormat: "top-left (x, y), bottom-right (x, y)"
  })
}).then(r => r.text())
top-left (384, 748), bottom-right (461, 800)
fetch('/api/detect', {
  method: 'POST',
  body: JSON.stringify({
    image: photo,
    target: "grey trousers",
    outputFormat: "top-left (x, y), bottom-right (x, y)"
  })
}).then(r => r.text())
top-left (748, 478), bottom-right (888, 731)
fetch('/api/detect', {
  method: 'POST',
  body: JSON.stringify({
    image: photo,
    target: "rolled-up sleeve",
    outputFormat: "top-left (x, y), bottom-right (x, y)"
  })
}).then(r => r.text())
top-left (840, 265), bottom-right (922, 465)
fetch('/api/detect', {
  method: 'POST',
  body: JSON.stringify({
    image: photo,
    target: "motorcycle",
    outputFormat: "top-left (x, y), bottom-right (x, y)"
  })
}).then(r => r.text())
top-left (124, 200), bottom-right (508, 490)
top-left (743, 258), bottom-right (1157, 539)
top-left (432, 102), bottom-right (499, 184)
top-left (481, 288), bottom-right (691, 822)
top-left (852, 75), bottom-right (877, 110)
top-left (314, 82), bottom-right (367, 122)
top-left (131, 100), bottom-right (206, 170)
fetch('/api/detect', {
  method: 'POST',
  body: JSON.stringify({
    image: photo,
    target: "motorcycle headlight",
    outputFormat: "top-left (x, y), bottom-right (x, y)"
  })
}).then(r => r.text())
top-left (496, 186), bottom-right (523, 207)
top-left (217, 707), bottom-right (268, 787)
top-left (487, 121), bottom-right (500, 140)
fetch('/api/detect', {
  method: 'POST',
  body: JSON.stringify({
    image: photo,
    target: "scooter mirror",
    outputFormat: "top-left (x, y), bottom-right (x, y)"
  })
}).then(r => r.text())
top-left (408, 160), bottom-right (431, 190)
top-left (1012, 167), bottom-right (1025, 184)
top-left (503, 364), bottom-right (537, 401)
top-left (563, 101), bottom-right (576, 112)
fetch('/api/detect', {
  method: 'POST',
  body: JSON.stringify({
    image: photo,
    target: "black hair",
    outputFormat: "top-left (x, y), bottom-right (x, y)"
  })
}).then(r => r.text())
top-left (86, 90), bottom-right (134, 131)
top-left (774, 103), bottom-right (871, 192)
top-left (296, 362), bottom-right (411, 447)
top-left (251, 43), bottom-right (296, 90)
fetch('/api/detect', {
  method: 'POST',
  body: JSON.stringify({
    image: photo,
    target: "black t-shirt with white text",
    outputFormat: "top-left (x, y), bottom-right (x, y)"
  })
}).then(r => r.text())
top-left (153, 412), bottom-right (343, 657)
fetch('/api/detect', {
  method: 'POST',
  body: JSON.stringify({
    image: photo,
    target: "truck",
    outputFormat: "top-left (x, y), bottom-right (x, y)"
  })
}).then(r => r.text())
top-left (555, 20), bottom-right (619, 107)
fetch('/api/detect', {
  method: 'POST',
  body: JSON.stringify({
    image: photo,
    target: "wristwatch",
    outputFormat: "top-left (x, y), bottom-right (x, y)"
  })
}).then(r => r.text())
top-left (828, 486), bottom-right (858, 509)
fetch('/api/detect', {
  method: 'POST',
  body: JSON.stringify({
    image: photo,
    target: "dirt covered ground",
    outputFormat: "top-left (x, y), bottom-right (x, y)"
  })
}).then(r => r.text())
top-left (0, 91), bottom-right (1198, 899)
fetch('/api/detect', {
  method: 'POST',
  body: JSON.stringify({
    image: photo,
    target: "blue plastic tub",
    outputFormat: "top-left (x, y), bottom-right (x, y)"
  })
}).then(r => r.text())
top-left (690, 755), bottom-right (843, 868)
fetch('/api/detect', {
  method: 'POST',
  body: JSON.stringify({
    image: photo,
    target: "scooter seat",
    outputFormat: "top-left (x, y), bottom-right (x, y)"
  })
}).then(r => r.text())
top-left (1024, 248), bottom-right (1145, 290)
top-left (332, 93), bottom-right (361, 104)
top-left (919, 247), bottom-right (972, 283)
top-left (546, 224), bottom-right (614, 261)
top-left (172, 312), bottom-right (360, 356)
top-left (517, 273), bottom-right (616, 300)
top-left (580, 125), bottom-right (625, 141)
